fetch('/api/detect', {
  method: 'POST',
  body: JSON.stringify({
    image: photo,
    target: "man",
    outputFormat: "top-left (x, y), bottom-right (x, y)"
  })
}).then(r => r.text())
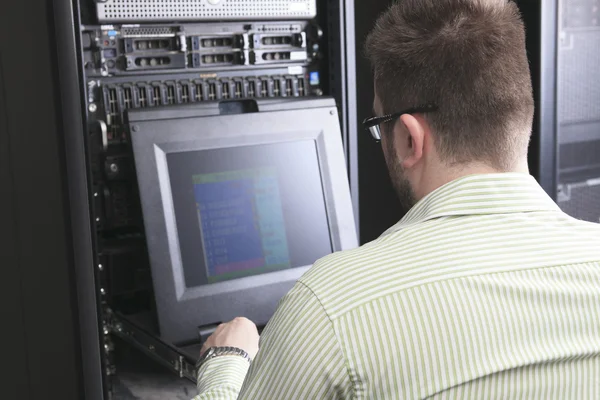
top-left (194, 0), bottom-right (600, 398)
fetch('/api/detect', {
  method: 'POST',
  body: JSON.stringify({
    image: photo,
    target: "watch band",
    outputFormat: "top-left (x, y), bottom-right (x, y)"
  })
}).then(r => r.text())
top-left (196, 346), bottom-right (252, 371)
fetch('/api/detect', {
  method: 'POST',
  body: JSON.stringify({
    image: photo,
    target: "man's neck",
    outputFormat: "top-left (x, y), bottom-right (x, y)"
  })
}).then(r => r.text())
top-left (416, 160), bottom-right (529, 200)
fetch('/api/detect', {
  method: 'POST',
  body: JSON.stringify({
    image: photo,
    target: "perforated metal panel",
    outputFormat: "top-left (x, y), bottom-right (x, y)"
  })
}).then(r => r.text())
top-left (558, 180), bottom-right (600, 224)
top-left (558, 32), bottom-right (600, 124)
top-left (558, 0), bottom-right (600, 124)
top-left (559, 139), bottom-right (600, 170)
top-left (556, 0), bottom-right (600, 225)
top-left (96, 0), bottom-right (317, 22)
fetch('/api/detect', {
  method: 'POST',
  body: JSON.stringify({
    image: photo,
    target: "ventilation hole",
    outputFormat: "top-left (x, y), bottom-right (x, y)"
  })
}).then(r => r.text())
top-left (139, 86), bottom-right (147, 107)
top-left (123, 87), bottom-right (133, 109)
top-left (195, 82), bottom-right (204, 101)
top-left (166, 84), bottom-right (175, 104)
top-left (152, 86), bottom-right (161, 106)
top-left (181, 84), bottom-right (190, 103)
top-left (222, 82), bottom-right (230, 99)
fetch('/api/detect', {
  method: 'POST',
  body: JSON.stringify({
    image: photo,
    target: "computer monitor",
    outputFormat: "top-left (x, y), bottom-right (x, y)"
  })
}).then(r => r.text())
top-left (128, 98), bottom-right (358, 344)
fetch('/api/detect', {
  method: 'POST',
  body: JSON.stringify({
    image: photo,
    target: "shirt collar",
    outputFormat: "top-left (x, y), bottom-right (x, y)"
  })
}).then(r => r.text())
top-left (383, 173), bottom-right (561, 236)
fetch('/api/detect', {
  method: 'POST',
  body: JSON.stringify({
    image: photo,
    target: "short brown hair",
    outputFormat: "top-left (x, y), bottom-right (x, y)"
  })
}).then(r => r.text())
top-left (366, 0), bottom-right (534, 170)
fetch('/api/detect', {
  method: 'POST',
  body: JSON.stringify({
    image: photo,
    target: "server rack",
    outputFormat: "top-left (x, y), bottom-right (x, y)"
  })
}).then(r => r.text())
top-left (554, 0), bottom-right (600, 223)
top-left (515, 0), bottom-right (599, 223)
top-left (51, 0), bottom-right (358, 399)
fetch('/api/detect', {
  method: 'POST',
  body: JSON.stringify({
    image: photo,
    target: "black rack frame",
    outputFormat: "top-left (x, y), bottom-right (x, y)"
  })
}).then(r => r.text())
top-left (49, 0), bottom-right (358, 399)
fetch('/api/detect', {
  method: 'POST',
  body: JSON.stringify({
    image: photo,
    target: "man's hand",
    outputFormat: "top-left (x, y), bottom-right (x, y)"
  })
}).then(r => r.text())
top-left (200, 317), bottom-right (260, 359)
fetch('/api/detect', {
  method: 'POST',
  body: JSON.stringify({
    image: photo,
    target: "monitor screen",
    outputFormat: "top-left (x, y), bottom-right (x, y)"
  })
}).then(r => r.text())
top-left (193, 167), bottom-right (291, 284)
top-left (129, 98), bottom-right (358, 344)
top-left (167, 139), bottom-right (333, 289)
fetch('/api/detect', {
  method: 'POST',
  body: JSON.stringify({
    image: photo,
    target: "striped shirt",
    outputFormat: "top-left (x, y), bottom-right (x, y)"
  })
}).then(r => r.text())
top-left (195, 173), bottom-right (600, 399)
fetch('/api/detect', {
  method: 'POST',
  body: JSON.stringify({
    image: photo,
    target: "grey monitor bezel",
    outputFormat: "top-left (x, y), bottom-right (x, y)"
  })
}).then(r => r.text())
top-left (128, 98), bottom-right (358, 344)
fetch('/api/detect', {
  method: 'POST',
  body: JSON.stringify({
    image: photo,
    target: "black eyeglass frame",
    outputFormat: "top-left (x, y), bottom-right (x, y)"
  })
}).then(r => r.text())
top-left (362, 104), bottom-right (439, 142)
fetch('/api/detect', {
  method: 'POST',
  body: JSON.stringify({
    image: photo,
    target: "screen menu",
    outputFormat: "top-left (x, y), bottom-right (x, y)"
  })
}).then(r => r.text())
top-left (167, 140), bottom-right (333, 289)
top-left (193, 168), bottom-right (291, 283)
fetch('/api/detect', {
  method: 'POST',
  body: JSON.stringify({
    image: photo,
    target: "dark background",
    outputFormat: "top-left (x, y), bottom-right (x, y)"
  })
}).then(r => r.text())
top-left (354, 0), bottom-right (402, 244)
top-left (0, 1), bottom-right (83, 399)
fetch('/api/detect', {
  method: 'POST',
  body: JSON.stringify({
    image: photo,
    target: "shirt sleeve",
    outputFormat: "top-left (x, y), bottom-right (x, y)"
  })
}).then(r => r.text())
top-left (194, 355), bottom-right (250, 398)
top-left (193, 281), bottom-right (355, 399)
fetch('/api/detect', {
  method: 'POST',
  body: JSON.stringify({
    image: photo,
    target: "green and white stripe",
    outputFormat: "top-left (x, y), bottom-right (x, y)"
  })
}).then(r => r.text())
top-left (195, 173), bottom-right (600, 399)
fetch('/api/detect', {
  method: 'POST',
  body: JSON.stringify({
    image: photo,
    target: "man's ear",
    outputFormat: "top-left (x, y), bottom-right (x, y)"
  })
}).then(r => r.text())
top-left (396, 114), bottom-right (426, 169)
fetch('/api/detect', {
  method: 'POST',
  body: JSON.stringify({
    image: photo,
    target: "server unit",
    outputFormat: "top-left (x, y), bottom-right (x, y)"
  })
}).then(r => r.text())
top-left (554, 0), bottom-right (600, 223)
top-left (52, 0), bottom-right (358, 398)
top-left (519, 0), bottom-right (600, 223)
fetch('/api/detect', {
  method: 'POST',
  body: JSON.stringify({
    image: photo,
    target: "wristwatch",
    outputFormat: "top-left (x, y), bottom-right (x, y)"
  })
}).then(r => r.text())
top-left (196, 346), bottom-right (252, 371)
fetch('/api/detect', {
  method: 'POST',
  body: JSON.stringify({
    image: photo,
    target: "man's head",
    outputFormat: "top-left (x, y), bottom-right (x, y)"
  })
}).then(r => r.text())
top-left (365, 0), bottom-right (534, 207)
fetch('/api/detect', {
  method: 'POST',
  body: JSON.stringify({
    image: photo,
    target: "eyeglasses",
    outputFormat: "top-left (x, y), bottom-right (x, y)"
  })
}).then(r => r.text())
top-left (362, 104), bottom-right (439, 142)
